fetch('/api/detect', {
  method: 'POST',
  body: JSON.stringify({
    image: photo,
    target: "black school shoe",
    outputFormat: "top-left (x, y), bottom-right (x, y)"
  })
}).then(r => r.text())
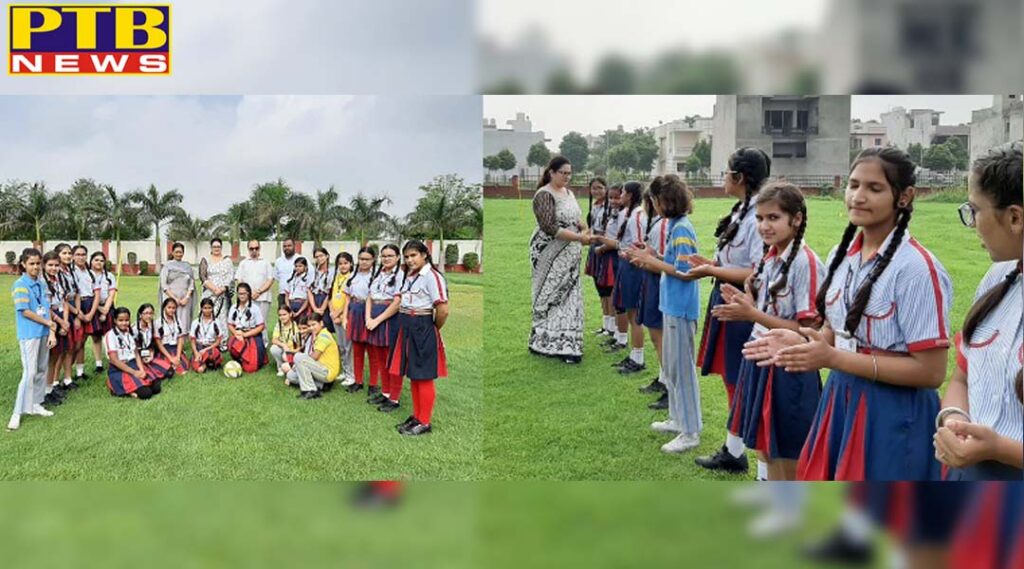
top-left (396, 416), bottom-right (419, 431)
top-left (563, 355), bottom-right (582, 364)
top-left (63, 379), bottom-right (79, 390)
top-left (601, 336), bottom-right (619, 347)
top-left (43, 392), bottom-right (63, 406)
top-left (346, 383), bottom-right (364, 393)
top-left (367, 387), bottom-right (385, 404)
top-left (298, 390), bottom-right (322, 400)
top-left (802, 528), bottom-right (874, 565)
top-left (593, 327), bottom-right (610, 336)
top-left (694, 445), bottom-right (749, 474)
top-left (639, 378), bottom-right (666, 394)
top-left (618, 359), bottom-right (646, 374)
top-left (378, 399), bottom-right (400, 412)
top-left (647, 392), bottom-right (668, 409)
top-left (400, 422), bottom-right (432, 436)
top-left (94, 364), bottom-right (104, 374)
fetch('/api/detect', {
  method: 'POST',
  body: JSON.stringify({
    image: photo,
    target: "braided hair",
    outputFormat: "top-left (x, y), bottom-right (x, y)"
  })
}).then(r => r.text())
top-left (615, 181), bottom-right (644, 241)
top-left (715, 147), bottom-right (772, 251)
top-left (602, 184), bottom-right (622, 232)
top-left (815, 146), bottom-right (916, 334)
top-left (41, 251), bottom-right (61, 299)
top-left (586, 177), bottom-right (607, 227)
top-left (749, 182), bottom-right (808, 312)
top-left (158, 297), bottom-right (179, 340)
top-left (347, 246), bottom-right (377, 287)
top-left (135, 303), bottom-right (155, 348)
top-left (288, 256), bottom-right (308, 285)
top-left (378, 244), bottom-right (402, 288)
top-left (88, 251), bottom-right (113, 288)
top-left (234, 282), bottom-right (254, 322)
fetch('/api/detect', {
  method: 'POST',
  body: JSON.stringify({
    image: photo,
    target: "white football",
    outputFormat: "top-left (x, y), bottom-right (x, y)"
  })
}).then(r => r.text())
top-left (223, 361), bottom-right (243, 378)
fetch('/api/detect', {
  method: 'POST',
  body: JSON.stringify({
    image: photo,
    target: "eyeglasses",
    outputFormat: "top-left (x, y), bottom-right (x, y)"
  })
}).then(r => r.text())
top-left (958, 202), bottom-right (977, 227)
top-left (248, 247), bottom-right (260, 251)
top-left (556, 170), bottom-right (572, 176)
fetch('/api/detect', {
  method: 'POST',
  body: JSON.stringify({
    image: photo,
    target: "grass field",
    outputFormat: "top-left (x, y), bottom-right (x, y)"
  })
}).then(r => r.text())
top-left (483, 197), bottom-right (989, 480)
top-left (0, 273), bottom-right (481, 480)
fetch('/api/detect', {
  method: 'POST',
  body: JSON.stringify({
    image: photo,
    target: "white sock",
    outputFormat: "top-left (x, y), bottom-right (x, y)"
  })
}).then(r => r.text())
top-left (75, 364), bottom-right (84, 375)
top-left (45, 385), bottom-right (53, 394)
top-left (604, 315), bottom-right (614, 331)
top-left (630, 348), bottom-right (644, 365)
top-left (94, 360), bottom-right (102, 367)
top-left (615, 332), bottom-right (627, 344)
top-left (757, 460), bottom-right (768, 480)
top-left (840, 507), bottom-right (873, 545)
top-left (725, 432), bottom-right (745, 458)
top-left (64, 377), bottom-right (72, 385)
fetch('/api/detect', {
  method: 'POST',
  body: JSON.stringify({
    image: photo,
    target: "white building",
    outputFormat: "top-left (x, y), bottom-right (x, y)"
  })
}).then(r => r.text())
top-left (482, 112), bottom-right (549, 175)
top-left (970, 95), bottom-right (1024, 164)
top-left (653, 117), bottom-right (713, 175)
top-left (879, 107), bottom-right (944, 149)
top-left (850, 119), bottom-right (888, 151)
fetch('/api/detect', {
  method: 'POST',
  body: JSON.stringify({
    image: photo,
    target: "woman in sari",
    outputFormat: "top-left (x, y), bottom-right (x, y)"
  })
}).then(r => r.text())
top-left (160, 242), bottom-right (195, 333)
top-left (529, 156), bottom-right (589, 364)
top-left (199, 237), bottom-right (235, 349)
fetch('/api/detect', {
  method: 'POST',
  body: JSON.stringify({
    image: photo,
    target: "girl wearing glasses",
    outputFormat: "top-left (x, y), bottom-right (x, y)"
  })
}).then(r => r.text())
top-left (365, 244), bottom-right (405, 411)
top-left (934, 141), bottom-right (1023, 480)
top-left (744, 146), bottom-right (952, 481)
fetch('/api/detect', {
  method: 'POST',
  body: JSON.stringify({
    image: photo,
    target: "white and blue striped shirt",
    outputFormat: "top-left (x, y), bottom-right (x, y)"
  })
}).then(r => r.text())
top-left (618, 207), bottom-right (648, 251)
top-left (955, 261), bottom-right (1023, 442)
top-left (716, 203), bottom-right (764, 269)
top-left (754, 241), bottom-right (825, 323)
top-left (645, 216), bottom-right (669, 257)
top-left (822, 229), bottom-right (952, 353)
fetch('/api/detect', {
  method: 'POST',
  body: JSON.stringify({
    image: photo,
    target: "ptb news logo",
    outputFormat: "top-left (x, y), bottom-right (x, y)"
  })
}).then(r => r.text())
top-left (8, 4), bottom-right (171, 75)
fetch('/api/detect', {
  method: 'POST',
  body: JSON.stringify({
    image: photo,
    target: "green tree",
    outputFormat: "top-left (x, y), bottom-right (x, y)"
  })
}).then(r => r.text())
top-left (942, 137), bottom-right (969, 170)
top-left (630, 128), bottom-right (658, 173)
top-left (12, 182), bottom-right (59, 245)
top-left (907, 143), bottom-right (924, 164)
top-left (339, 193), bottom-right (392, 246)
top-left (544, 67), bottom-right (579, 94)
top-left (483, 155), bottom-right (502, 171)
top-left (62, 178), bottom-right (105, 242)
top-left (290, 186), bottom-right (344, 247)
top-left (168, 212), bottom-right (212, 264)
top-left (592, 54), bottom-right (635, 94)
top-left (210, 201), bottom-right (258, 246)
top-left (495, 148), bottom-right (517, 171)
top-left (250, 178), bottom-right (293, 253)
top-left (407, 174), bottom-right (481, 272)
top-left (526, 142), bottom-right (551, 170)
top-left (685, 154), bottom-right (703, 174)
top-left (639, 51), bottom-right (739, 94)
top-left (129, 184), bottom-right (184, 269)
top-left (922, 144), bottom-right (956, 171)
top-left (607, 143), bottom-right (639, 172)
top-left (90, 185), bottom-right (140, 274)
top-left (559, 131), bottom-right (590, 173)
top-left (694, 138), bottom-right (712, 168)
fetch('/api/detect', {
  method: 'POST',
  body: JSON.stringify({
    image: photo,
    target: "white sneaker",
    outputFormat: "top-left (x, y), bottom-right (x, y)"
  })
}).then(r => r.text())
top-left (7, 414), bottom-right (20, 431)
top-left (731, 484), bottom-right (772, 508)
top-left (650, 419), bottom-right (682, 434)
top-left (341, 376), bottom-right (356, 386)
top-left (748, 510), bottom-right (802, 539)
top-left (277, 371), bottom-right (285, 377)
top-left (661, 433), bottom-right (700, 453)
top-left (29, 405), bottom-right (54, 417)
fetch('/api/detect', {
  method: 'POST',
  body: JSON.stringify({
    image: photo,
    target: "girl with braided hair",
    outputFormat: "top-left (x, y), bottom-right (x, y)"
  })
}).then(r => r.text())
top-left (933, 141), bottom-right (1023, 480)
top-left (691, 146), bottom-right (771, 475)
top-left (713, 182), bottom-right (824, 480)
top-left (744, 146), bottom-right (952, 481)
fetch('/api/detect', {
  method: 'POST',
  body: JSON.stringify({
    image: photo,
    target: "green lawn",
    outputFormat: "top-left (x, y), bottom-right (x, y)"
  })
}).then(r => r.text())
top-left (483, 197), bottom-right (989, 480)
top-left (0, 274), bottom-right (481, 480)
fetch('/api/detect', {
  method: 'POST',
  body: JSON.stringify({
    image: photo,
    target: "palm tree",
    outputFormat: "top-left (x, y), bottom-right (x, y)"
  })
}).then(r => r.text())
top-left (339, 192), bottom-right (392, 246)
top-left (168, 212), bottom-right (212, 264)
top-left (292, 186), bottom-right (344, 247)
top-left (17, 182), bottom-right (60, 246)
top-left (210, 201), bottom-right (253, 250)
top-left (0, 181), bottom-right (27, 239)
top-left (89, 184), bottom-right (139, 275)
top-left (63, 178), bottom-right (105, 242)
top-left (407, 174), bottom-right (480, 270)
top-left (385, 214), bottom-right (415, 244)
top-left (130, 184), bottom-right (184, 270)
top-left (251, 178), bottom-right (292, 254)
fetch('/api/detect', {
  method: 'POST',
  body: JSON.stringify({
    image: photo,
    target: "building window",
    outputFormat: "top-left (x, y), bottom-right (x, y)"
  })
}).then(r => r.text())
top-left (931, 114), bottom-right (940, 126)
top-left (772, 141), bottom-right (807, 159)
top-left (677, 162), bottom-right (686, 172)
top-left (764, 110), bottom-right (792, 133)
top-left (874, 138), bottom-right (882, 146)
top-left (796, 110), bottom-right (809, 131)
top-left (910, 117), bottom-right (915, 128)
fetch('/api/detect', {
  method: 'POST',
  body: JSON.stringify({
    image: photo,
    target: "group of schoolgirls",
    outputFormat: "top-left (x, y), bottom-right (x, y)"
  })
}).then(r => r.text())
top-left (264, 240), bottom-right (451, 436)
top-left (582, 142), bottom-right (1023, 482)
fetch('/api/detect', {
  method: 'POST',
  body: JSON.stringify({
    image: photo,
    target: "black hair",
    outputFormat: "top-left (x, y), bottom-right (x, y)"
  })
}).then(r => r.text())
top-left (715, 147), bottom-right (772, 250)
top-left (17, 247), bottom-right (41, 275)
top-left (111, 306), bottom-right (132, 323)
top-left (288, 257), bottom-right (308, 284)
top-left (306, 311), bottom-right (324, 324)
top-left (209, 237), bottom-right (223, 247)
top-left (539, 156), bottom-right (571, 189)
top-left (347, 246), bottom-right (377, 287)
top-left (171, 242), bottom-right (185, 252)
top-left (402, 240), bottom-right (433, 266)
top-left (234, 282), bottom-right (253, 321)
top-left (135, 303), bottom-right (155, 348)
top-left (615, 181), bottom-right (644, 241)
top-left (199, 297), bottom-right (214, 309)
top-left (88, 251), bottom-right (113, 287)
top-left (749, 182), bottom-right (808, 313)
top-left (158, 297), bottom-right (179, 340)
top-left (41, 251), bottom-right (61, 297)
top-left (649, 174), bottom-right (693, 219)
top-left (586, 177), bottom-right (608, 227)
top-left (643, 190), bottom-right (657, 235)
top-left (334, 251), bottom-right (354, 280)
top-left (377, 244), bottom-right (402, 288)
top-left (815, 146), bottom-right (916, 332)
top-left (601, 183), bottom-right (622, 231)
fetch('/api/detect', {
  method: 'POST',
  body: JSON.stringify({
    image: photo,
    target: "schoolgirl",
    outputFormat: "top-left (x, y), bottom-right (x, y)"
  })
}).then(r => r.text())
top-left (387, 240), bottom-right (449, 436)
top-left (366, 244), bottom-right (405, 411)
top-left (190, 297), bottom-right (225, 373)
top-left (71, 245), bottom-right (94, 381)
top-left (52, 243), bottom-right (79, 391)
top-left (104, 307), bottom-right (162, 399)
top-left (270, 304), bottom-right (302, 376)
top-left (8, 248), bottom-right (57, 431)
top-left (330, 252), bottom-right (355, 385)
top-left (42, 251), bottom-right (71, 407)
top-left (307, 247), bottom-right (336, 334)
top-left (934, 141), bottom-right (1023, 480)
top-left (714, 182), bottom-right (824, 481)
top-left (134, 303), bottom-right (174, 380)
top-left (598, 181), bottom-right (647, 371)
top-left (583, 177), bottom-right (616, 336)
top-left (624, 175), bottom-right (702, 454)
top-left (344, 246), bottom-right (376, 393)
top-left (691, 147), bottom-right (772, 475)
top-left (292, 312), bottom-right (342, 399)
top-left (594, 184), bottom-right (623, 342)
top-left (153, 297), bottom-right (192, 375)
top-left (632, 191), bottom-right (669, 403)
top-left (745, 147), bottom-right (952, 481)
top-left (284, 256), bottom-right (311, 317)
top-left (227, 282), bottom-right (268, 373)
top-left (87, 251), bottom-right (118, 374)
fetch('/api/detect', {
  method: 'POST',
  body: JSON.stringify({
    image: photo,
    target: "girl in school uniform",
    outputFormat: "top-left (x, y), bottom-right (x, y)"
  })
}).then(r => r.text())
top-left (227, 283), bottom-right (268, 373)
top-left (285, 256), bottom-right (311, 318)
top-left (714, 182), bottom-right (824, 481)
top-left (690, 146), bottom-right (772, 476)
top-left (104, 307), bottom-right (162, 400)
top-left (70, 245), bottom-right (93, 382)
top-left (950, 482), bottom-right (1023, 569)
top-left (366, 244), bottom-right (405, 411)
top-left (87, 251), bottom-right (118, 375)
top-left (583, 178), bottom-right (612, 334)
top-left (190, 297), bottom-right (225, 373)
top-left (631, 191), bottom-right (669, 403)
top-left (592, 184), bottom-right (622, 340)
top-left (53, 244), bottom-right (79, 392)
top-left (344, 246), bottom-right (376, 393)
top-left (597, 181), bottom-right (648, 371)
top-left (308, 247), bottom-right (336, 334)
top-left (624, 175), bottom-right (702, 454)
top-left (330, 252), bottom-right (355, 385)
top-left (134, 303), bottom-right (174, 381)
top-left (42, 251), bottom-right (71, 408)
top-left (153, 297), bottom-right (192, 376)
top-left (387, 240), bottom-right (449, 436)
top-left (270, 305), bottom-right (302, 377)
top-left (8, 248), bottom-right (58, 431)
top-left (744, 147), bottom-right (952, 481)
top-left (933, 141), bottom-right (1023, 481)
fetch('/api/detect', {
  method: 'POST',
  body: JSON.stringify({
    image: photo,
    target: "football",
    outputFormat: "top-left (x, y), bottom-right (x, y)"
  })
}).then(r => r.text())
top-left (223, 361), bottom-right (243, 378)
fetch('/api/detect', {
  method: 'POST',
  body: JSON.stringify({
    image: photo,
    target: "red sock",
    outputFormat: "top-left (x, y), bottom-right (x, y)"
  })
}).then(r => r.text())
top-left (413, 380), bottom-right (435, 425)
top-left (411, 381), bottom-right (420, 418)
top-left (371, 480), bottom-right (402, 498)
top-left (369, 345), bottom-right (386, 388)
top-left (353, 342), bottom-right (367, 384)
top-left (389, 373), bottom-right (403, 402)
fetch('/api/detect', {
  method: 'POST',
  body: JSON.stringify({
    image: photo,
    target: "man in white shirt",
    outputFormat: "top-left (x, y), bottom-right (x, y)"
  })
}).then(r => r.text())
top-left (235, 240), bottom-right (275, 340)
top-left (274, 238), bottom-right (298, 309)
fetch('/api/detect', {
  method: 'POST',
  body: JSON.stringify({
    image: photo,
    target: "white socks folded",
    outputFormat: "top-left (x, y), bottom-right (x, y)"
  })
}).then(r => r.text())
top-left (603, 315), bottom-right (615, 333)
top-left (614, 332), bottom-right (627, 344)
top-left (630, 348), bottom-right (644, 365)
top-left (75, 364), bottom-right (84, 376)
top-left (725, 432), bottom-right (745, 458)
top-left (757, 460), bottom-right (768, 480)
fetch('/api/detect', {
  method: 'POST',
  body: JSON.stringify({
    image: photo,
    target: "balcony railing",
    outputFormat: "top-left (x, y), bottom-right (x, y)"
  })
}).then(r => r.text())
top-left (761, 125), bottom-right (819, 135)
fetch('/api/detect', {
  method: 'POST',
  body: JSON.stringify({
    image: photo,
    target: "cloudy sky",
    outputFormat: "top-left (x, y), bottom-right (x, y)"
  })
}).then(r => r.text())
top-left (851, 95), bottom-right (997, 124)
top-left (0, 0), bottom-right (472, 94)
top-left (0, 95), bottom-right (482, 217)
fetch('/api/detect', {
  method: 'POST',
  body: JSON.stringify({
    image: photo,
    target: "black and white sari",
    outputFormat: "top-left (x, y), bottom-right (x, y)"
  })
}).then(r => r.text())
top-left (529, 185), bottom-right (584, 357)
